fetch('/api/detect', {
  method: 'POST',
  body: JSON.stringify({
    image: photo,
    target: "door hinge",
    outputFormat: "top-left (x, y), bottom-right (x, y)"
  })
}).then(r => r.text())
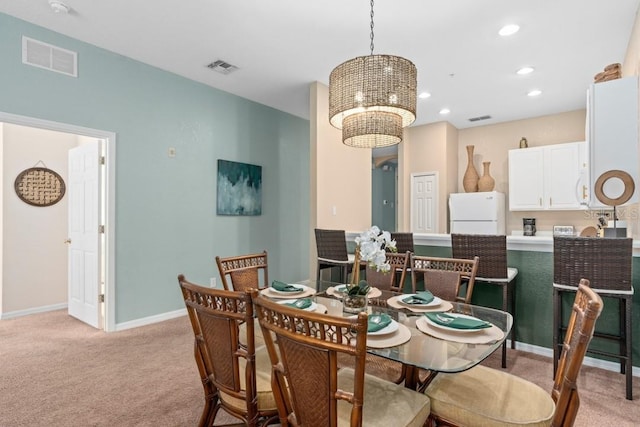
top-left (99, 294), bottom-right (105, 303)
top-left (99, 225), bottom-right (105, 234)
top-left (100, 156), bottom-right (105, 165)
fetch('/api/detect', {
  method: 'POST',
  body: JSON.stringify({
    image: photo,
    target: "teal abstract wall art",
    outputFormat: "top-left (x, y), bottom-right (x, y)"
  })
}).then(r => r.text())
top-left (217, 159), bottom-right (262, 216)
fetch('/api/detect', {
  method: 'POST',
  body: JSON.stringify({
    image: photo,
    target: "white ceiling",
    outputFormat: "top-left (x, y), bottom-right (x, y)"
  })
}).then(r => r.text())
top-left (1, 0), bottom-right (639, 133)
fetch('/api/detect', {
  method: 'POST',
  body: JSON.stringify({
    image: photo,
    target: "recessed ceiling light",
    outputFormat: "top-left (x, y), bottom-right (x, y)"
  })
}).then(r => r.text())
top-left (527, 89), bottom-right (542, 97)
top-left (439, 108), bottom-right (451, 115)
top-left (419, 92), bottom-right (431, 99)
top-left (499, 24), bottom-right (520, 36)
top-left (517, 66), bottom-right (535, 75)
top-left (48, 0), bottom-right (70, 14)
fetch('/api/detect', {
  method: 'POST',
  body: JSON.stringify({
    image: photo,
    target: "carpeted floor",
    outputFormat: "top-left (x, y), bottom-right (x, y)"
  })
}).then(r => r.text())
top-left (0, 310), bottom-right (638, 426)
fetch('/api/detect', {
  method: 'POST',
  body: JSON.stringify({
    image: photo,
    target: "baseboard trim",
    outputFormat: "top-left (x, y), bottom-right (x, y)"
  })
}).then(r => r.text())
top-left (512, 340), bottom-right (639, 378)
top-left (114, 308), bottom-right (187, 331)
top-left (0, 303), bottom-right (68, 320)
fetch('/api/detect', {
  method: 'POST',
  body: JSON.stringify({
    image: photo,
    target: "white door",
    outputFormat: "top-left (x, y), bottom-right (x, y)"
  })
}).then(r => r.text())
top-left (67, 141), bottom-right (102, 328)
top-left (411, 173), bottom-right (437, 233)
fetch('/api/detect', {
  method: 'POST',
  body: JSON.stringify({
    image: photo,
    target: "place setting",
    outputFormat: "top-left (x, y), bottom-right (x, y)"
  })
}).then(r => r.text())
top-left (365, 313), bottom-right (411, 349)
top-left (386, 290), bottom-right (454, 313)
top-left (275, 297), bottom-right (328, 314)
top-left (260, 280), bottom-right (316, 299)
top-left (415, 311), bottom-right (505, 344)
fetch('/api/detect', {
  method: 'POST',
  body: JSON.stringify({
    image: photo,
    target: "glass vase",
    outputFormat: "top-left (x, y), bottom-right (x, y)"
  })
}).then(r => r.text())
top-left (343, 294), bottom-right (368, 314)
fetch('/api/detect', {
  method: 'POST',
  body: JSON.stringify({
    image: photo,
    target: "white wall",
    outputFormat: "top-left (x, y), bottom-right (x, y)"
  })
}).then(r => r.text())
top-left (1, 123), bottom-right (80, 314)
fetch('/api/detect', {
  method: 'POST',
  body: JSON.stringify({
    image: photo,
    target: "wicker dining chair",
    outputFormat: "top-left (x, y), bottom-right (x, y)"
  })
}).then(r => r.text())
top-left (410, 255), bottom-right (479, 304)
top-left (426, 279), bottom-right (603, 427)
top-left (216, 250), bottom-right (269, 291)
top-left (364, 251), bottom-right (410, 292)
top-left (314, 228), bottom-right (356, 282)
top-left (251, 291), bottom-right (431, 427)
top-left (553, 236), bottom-right (633, 400)
top-left (451, 233), bottom-right (518, 368)
top-left (178, 275), bottom-right (278, 427)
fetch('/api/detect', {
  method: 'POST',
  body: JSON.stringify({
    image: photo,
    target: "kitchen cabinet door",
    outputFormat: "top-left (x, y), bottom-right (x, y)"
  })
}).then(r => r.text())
top-left (546, 142), bottom-right (587, 209)
top-left (588, 76), bottom-right (639, 208)
top-left (508, 147), bottom-right (544, 210)
top-left (508, 142), bottom-right (587, 211)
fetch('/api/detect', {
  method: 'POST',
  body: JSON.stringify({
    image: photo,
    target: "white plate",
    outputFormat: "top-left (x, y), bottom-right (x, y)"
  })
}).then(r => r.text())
top-left (397, 294), bottom-right (442, 308)
top-left (269, 284), bottom-right (305, 295)
top-left (277, 299), bottom-right (318, 312)
top-left (423, 313), bottom-right (490, 334)
top-left (368, 318), bottom-right (399, 336)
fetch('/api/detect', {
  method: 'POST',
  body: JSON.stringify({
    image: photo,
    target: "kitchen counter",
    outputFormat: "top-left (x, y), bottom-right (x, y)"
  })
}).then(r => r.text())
top-left (346, 231), bottom-right (640, 255)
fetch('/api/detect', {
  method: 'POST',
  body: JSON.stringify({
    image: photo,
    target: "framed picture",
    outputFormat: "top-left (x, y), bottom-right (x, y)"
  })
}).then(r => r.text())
top-left (217, 159), bottom-right (262, 216)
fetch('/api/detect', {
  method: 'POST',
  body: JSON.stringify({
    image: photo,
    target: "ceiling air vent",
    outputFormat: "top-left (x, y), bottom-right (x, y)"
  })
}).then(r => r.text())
top-left (22, 36), bottom-right (77, 77)
top-left (468, 115), bottom-right (492, 122)
top-left (207, 59), bottom-right (239, 75)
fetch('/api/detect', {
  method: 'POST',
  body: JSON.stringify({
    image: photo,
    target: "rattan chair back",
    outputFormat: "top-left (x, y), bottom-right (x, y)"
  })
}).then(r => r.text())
top-left (216, 251), bottom-right (269, 291)
top-left (252, 291), bottom-right (368, 427)
top-left (451, 234), bottom-right (508, 279)
top-left (178, 275), bottom-right (277, 427)
top-left (553, 237), bottom-right (632, 291)
top-left (552, 279), bottom-right (604, 426)
top-left (390, 232), bottom-right (415, 254)
top-left (314, 228), bottom-right (354, 281)
top-left (315, 228), bottom-right (349, 261)
top-left (365, 251), bottom-right (410, 292)
top-left (410, 255), bottom-right (479, 303)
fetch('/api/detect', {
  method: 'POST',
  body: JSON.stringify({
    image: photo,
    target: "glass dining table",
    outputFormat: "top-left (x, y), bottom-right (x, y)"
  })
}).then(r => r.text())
top-left (300, 279), bottom-right (513, 390)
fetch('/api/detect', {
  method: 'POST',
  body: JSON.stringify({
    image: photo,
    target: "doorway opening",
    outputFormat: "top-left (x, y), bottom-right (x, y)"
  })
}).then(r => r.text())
top-left (0, 111), bottom-right (116, 331)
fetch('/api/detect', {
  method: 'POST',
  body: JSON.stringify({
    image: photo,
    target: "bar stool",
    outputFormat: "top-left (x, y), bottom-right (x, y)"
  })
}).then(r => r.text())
top-left (390, 232), bottom-right (415, 254)
top-left (553, 236), bottom-right (633, 400)
top-left (391, 232), bottom-right (414, 292)
top-left (451, 234), bottom-right (518, 368)
top-left (314, 228), bottom-right (355, 282)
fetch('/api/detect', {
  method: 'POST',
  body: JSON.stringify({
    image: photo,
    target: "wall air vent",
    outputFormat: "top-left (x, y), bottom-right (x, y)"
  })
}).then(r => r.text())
top-left (468, 115), bottom-right (492, 122)
top-left (22, 36), bottom-right (77, 77)
top-left (207, 59), bottom-right (239, 75)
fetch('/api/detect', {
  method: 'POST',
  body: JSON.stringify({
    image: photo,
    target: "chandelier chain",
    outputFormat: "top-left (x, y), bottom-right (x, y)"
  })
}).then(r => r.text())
top-left (369, 0), bottom-right (375, 55)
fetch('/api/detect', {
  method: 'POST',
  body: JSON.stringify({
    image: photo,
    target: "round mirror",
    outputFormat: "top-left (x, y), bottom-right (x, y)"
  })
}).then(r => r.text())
top-left (594, 170), bottom-right (635, 206)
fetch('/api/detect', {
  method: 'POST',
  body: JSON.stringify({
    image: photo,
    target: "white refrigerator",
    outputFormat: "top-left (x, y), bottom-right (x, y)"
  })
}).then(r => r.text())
top-left (449, 191), bottom-right (506, 235)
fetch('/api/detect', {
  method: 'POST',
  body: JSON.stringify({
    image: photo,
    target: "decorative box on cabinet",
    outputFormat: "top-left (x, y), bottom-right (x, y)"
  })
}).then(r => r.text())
top-left (588, 76), bottom-right (639, 208)
top-left (508, 141), bottom-right (588, 211)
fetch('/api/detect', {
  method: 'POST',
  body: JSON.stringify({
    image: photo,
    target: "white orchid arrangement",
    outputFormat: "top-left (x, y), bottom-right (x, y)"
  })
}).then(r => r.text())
top-left (348, 226), bottom-right (397, 293)
top-left (355, 226), bottom-right (397, 272)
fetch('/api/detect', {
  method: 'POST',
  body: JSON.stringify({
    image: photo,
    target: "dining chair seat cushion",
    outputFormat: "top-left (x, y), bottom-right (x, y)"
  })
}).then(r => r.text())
top-left (425, 364), bottom-right (554, 427)
top-left (337, 368), bottom-right (431, 427)
top-left (477, 267), bottom-right (519, 283)
top-left (218, 346), bottom-right (278, 413)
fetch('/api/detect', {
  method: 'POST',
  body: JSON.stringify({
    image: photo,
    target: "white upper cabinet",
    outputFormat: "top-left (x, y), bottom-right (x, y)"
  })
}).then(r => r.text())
top-left (508, 146), bottom-right (544, 210)
top-left (588, 76), bottom-right (639, 208)
top-left (509, 141), bottom-right (588, 211)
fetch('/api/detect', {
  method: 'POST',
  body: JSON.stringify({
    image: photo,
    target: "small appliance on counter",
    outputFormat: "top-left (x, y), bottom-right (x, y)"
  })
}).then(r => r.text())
top-left (553, 225), bottom-right (575, 236)
top-left (523, 218), bottom-right (536, 236)
top-left (449, 191), bottom-right (506, 235)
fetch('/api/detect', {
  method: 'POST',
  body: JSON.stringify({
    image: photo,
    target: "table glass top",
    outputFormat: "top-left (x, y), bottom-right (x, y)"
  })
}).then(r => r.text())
top-left (296, 279), bottom-right (513, 374)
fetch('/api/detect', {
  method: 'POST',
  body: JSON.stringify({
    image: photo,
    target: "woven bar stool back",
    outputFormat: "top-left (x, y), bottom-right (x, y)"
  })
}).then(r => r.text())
top-left (553, 236), bottom-right (633, 400)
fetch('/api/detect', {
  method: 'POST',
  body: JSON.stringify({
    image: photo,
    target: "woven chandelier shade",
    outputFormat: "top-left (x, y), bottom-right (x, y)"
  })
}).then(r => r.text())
top-left (329, 54), bottom-right (417, 148)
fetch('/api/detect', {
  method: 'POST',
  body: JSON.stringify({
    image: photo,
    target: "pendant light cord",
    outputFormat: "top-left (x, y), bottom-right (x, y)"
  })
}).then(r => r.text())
top-left (369, 0), bottom-right (375, 55)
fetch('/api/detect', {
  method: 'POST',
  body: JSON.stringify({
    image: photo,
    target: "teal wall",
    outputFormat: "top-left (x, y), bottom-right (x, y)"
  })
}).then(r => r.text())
top-left (371, 166), bottom-right (396, 231)
top-left (0, 14), bottom-right (310, 323)
top-left (417, 244), bottom-right (640, 368)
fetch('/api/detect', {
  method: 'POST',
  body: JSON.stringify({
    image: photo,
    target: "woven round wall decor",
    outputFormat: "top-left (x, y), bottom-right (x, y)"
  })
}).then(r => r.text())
top-left (14, 167), bottom-right (66, 207)
top-left (594, 169), bottom-right (635, 206)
